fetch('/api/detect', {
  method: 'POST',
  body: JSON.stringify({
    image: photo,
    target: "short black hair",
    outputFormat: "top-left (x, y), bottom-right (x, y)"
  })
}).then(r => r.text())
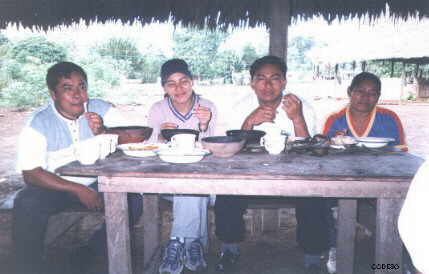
top-left (349, 72), bottom-right (381, 94)
top-left (250, 55), bottom-right (288, 79)
top-left (46, 62), bottom-right (87, 91)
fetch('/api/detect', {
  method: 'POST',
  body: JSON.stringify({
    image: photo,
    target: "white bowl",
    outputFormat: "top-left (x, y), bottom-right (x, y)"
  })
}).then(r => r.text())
top-left (156, 148), bottom-right (210, 163)
top-left (355, 137), bottom-right (395, 148)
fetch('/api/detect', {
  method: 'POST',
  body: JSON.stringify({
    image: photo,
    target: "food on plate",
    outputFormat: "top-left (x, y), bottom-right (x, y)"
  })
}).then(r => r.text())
top-left (330, 135), bottom-right (357, 146)
top-left (128, 144), bottom-right (159, 151)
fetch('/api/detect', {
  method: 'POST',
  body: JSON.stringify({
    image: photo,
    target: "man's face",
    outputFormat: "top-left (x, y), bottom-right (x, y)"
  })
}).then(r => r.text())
top-left (251, 64), bottom-right (286, 105)
top-left (49, 72), bottom-right (88, 120)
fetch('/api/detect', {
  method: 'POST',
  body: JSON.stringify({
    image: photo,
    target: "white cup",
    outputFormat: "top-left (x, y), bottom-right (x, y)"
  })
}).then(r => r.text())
top-left (171, 133), bottom-right (196, 152)
top-left (97, 134), bottom-right (119, 159)
top-left (261, 134), bottom-right (286, 155)
top-left (75, 137), bottom-right (101, 165)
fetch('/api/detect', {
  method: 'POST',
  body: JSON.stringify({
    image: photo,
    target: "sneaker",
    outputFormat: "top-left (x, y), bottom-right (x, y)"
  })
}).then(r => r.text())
top-left (159, 239), bottom-right (185, 274)
top-left (326, 247), bottom-right (336, 274)
top-left (184, 240), bottom-right (207, 271)
top-left (214, 250), bottom-right (239, 272)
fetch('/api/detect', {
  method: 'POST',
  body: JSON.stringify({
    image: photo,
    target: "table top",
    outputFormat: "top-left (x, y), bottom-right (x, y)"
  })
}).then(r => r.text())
top-left (56, 150), bottom-right (424, 182)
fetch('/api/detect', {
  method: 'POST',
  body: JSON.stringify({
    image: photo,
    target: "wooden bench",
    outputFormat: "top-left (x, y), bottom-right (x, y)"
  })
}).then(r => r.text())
top-left (0, 189), bottom-right (104, 250)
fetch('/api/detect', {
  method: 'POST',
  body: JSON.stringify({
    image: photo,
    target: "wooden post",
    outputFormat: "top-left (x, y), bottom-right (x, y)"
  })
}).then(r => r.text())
top-left (337, 199), bottom-right (357, 274)
top-left (362, 61), bottom-right (367, 72)
top-left (104, 192), bottom-right (133, 274)
top-left (375, 199), bottom-right (403, 274)
top-left (143, 194), bottom-right (161, 274)
top-left (267, 0), bottom-right (290, 233)
top-left (269, 0), bottom-right (290, 61)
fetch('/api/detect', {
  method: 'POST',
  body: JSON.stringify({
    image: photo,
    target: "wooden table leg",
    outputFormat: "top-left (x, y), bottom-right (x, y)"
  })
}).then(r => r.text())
top-left (104, 192), bottom-right (132, 274)
top-left (375, 198), bottom-right (404, 274)
top-left (337, 199), bottom-right (357, 274)
top-left (143, 194), bottom-right (161, 274)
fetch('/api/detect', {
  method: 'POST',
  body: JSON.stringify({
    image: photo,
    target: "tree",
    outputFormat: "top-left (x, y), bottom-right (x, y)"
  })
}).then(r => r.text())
top-left (241, 44), bottom-right (260, 70)
top-left (173, 28), bottom-right (229, 80)
top-left (94, 38), bottom-right (144, 78)
top-left (10, 36), bottom-right (67, 64)
top-left (288, 36), bottom-right (316, 71)
top-left (140, 45), bottom-right (167, 83)
top-left (0, 32), bottom-right (9, 46)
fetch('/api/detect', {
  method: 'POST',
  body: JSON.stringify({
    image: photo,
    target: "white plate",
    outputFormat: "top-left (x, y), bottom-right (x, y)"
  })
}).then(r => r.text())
top-left (156, 148), bottom-right (210, 163)
top-left (118, 143), bottom-right (166, 157)
top-left (355, 137), bottom-right (395, 143)
top-left (355, 137), bottom-right (395, 149)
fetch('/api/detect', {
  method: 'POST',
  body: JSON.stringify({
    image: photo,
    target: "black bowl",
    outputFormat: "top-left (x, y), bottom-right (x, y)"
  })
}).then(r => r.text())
top-left (202, 136), bottom-right (244, 143)
top-left (161, 128), bottom-right (199, 142)
top-left (226, 130), bottom-right (266, 144)
top-left (108, 126), bottom-right (153, 144)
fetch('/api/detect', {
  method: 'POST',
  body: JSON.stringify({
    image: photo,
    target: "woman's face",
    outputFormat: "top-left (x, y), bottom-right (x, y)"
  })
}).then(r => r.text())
top-left (163, 72), bottom-right (194, 105)
top-left (348, 80), bottom-right (380, 113)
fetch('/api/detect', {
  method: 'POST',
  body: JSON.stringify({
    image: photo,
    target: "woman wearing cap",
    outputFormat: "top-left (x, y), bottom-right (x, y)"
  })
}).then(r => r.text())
top-left (147, 59), bottom-right (217, 274)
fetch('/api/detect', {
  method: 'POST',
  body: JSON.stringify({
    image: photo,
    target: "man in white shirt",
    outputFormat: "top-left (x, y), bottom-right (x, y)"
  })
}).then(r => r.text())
top-left (399, 160), bottom-right (429, 274)
top-left (13, 62), bottom-right (142, 274)
top-left (214, 56), bottom-right (328, 274)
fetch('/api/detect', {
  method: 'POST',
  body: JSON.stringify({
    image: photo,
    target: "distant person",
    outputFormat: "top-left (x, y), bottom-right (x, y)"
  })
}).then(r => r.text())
top-left (322, 71), bottom-right (408, 274)
top-left (214, 56), bottom-right (329, 274)
top-left (147, 59), bottom-right (217, 274)
top-left (13, 62), bottom-right (143, 274)
top-left (399, 160), bottom-right (429, 274)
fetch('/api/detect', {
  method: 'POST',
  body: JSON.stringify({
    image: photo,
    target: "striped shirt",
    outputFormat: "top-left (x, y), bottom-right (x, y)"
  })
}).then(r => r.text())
top-left (147, 94), bottom-right (218, 142)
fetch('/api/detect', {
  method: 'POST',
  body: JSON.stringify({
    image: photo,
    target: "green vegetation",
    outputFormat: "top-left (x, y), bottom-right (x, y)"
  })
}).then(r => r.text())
top-left (0, 24), bottom-right (416, 108)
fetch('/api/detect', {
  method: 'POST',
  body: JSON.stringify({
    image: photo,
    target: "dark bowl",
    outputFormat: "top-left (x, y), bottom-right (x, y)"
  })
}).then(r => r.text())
top-left (201, 136), bottom-right (246, 158)
top-left (161, 129), bottom-right (199, 142)
top-left (226, 130), bottom-right (266, 144)
top-left (108, 126), bottom-right (153, 144)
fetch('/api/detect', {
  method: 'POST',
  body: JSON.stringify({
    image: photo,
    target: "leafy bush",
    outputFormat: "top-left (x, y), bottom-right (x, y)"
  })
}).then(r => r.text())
top-left (0, 63), bottom-right (50, 107)
top-left (93, 38), bottom-right (144, 78)
top-left (10, 36), bottom-right (67, 64)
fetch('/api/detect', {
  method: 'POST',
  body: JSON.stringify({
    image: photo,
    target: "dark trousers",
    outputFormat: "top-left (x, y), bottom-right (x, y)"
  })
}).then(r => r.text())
top-left (12, 183), bottom-right (143, 274)
top-left (215, 196), bottom-right (330, 254)
top-left (214, 195), bottom-right (248, 243)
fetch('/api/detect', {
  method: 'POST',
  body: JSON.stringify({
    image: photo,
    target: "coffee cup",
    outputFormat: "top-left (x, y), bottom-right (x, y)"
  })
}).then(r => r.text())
top-left (171, 133), bottom-right (196, 152)
top-left (261, 134), bottom-right (286, 155)
top-left (75, 137), bottom-right (101, 165)
top-left (97, 134), bottom-right (119, 159)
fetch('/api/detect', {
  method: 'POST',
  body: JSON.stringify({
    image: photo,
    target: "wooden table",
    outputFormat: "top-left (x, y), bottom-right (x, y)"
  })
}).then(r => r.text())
top-left (57, 150), bottom-right (424, 274)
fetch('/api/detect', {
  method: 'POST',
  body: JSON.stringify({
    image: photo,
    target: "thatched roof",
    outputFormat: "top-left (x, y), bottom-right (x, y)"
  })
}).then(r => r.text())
top-left (1, 0), bottom-right (428, 30)
top-left (310, 19), bottom-right (429, 65)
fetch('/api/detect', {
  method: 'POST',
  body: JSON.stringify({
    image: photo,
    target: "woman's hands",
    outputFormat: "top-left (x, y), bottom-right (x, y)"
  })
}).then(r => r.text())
top-left (193, 104), bottom-right (212, 132)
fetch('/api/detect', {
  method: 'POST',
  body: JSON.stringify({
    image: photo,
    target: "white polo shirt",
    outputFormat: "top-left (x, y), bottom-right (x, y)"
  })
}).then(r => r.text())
top-left (227, 92), bottom-right (317, 137)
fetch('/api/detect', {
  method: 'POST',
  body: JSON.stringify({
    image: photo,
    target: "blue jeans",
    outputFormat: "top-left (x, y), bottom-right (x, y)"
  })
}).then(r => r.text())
top-left (12, 183), bottom-right (142, 274)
